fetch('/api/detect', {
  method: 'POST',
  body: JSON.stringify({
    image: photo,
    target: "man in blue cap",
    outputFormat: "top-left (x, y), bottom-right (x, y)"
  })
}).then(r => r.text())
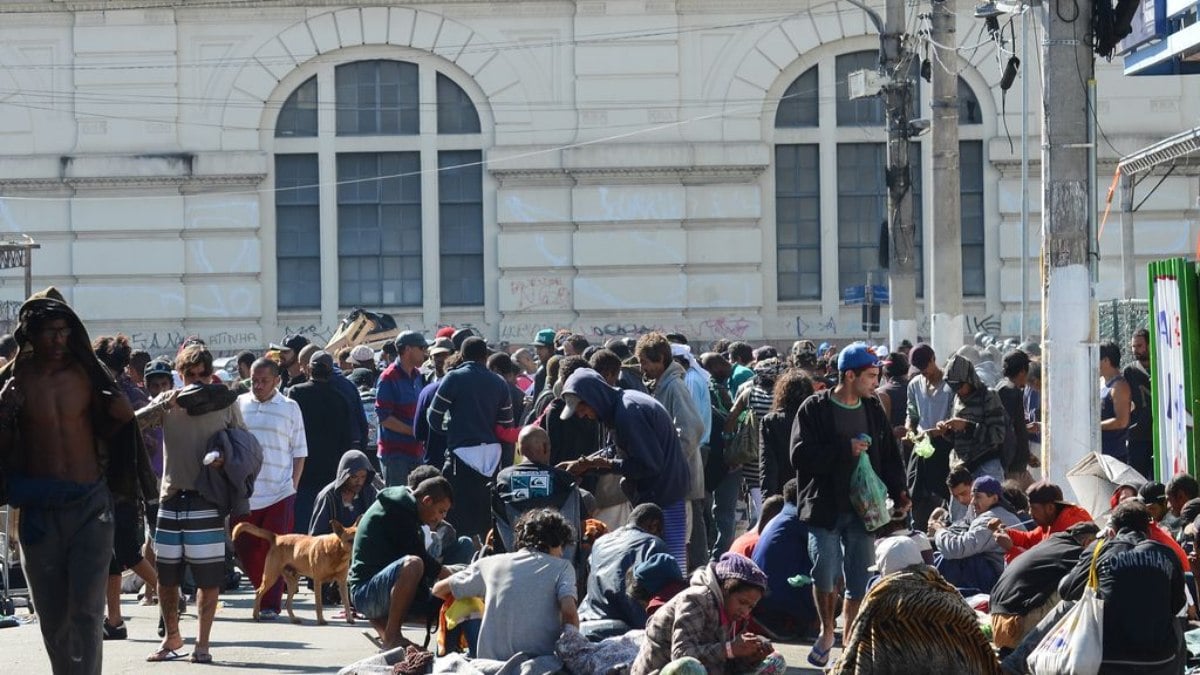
top-left (790, 342), bottom-right (909, 667)
top-left (529, 328), bottom-right (556, 401)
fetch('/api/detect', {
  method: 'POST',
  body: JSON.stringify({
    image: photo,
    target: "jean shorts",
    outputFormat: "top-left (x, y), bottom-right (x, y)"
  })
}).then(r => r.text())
top-left (350, 556), bottom-right (428, 621)
top-left (807, 511), bottom-right (874, 600)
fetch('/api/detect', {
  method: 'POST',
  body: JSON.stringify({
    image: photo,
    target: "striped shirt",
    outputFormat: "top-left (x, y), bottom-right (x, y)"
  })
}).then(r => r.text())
top-left (238, 390), bottom-right (308, 511)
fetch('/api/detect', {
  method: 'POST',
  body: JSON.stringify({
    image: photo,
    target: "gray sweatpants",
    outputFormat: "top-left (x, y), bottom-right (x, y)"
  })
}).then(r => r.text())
top-left (18, 483), bottom-right (114, 675)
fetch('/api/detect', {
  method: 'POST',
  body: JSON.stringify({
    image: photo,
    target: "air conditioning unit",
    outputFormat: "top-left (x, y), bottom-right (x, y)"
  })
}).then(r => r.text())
top-left (848, 69), bottom-right (886, 99)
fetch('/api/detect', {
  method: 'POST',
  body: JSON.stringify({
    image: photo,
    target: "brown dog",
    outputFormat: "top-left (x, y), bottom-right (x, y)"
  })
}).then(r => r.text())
top-left (231, 519), bottom-right (358, 625)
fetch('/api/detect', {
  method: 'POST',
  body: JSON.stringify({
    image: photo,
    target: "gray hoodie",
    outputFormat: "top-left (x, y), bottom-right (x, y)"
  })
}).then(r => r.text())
top-left (650, 361), bottom-right (705, 500)
top-left (934, 504), bottom-right (1026, 564)
top-left (308, 449), bottom-right (378, 535)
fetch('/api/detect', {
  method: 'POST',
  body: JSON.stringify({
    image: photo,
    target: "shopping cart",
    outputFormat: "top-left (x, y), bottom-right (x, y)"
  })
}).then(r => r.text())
top-left (0, 505), bottom-right (33, 615)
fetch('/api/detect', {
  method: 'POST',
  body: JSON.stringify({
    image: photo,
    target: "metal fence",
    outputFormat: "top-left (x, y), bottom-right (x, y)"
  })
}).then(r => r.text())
top-left (1098, 299), bottom-right (1150, 368)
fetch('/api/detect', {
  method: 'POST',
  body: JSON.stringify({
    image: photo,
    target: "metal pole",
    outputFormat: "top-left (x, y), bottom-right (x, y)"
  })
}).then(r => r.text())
top-left (1120, 173), bottom-right (1136, 296)
top-left (883, 0), bottom-right (917, 347)
top-left (1040, 0), bottom-right (1098, 490)
top-left (929, 0), bottom-right (962, 363)
top-left (1020, 7), bottom-right (1030, 342)
top-left (1088, 78), bottom-right (1099, 285)
top-left (23, 245), bottom-right (31, 299)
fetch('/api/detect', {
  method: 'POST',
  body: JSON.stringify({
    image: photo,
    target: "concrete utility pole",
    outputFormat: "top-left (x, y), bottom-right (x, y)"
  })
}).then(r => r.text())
top-left (883, 0), bottom-right (918, 348)
top-left (928, 0), bottom-right (963, 364)
top-left (1040, 0), bottom-right (1098, 489)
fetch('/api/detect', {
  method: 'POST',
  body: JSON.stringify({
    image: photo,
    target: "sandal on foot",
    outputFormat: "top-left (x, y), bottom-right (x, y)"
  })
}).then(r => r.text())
top-left (191, 652), bottom-right (213, 664)
top-left (146, 648), bottom-right (186, 662)
top-left (807, 641), bottom-right (832, 668)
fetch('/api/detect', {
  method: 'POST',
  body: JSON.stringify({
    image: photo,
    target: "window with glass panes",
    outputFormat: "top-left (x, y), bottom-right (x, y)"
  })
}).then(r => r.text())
top-left (272, 59), bottom-right (484, 312)
top-left (773, 51), bottom-right (986, 302)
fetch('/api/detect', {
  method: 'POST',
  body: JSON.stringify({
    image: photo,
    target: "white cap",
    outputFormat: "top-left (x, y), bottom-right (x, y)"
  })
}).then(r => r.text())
top-left (560, 392), bottom-right (581, 421)
top-left (350, 344), bottom-right (375, 364)
top-left (870, 536), bottom-right (923, 577)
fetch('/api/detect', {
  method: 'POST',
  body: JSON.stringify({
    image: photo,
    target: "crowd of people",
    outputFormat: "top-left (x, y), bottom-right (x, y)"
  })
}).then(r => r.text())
top-left (0, 288), bottom-right (1194, 674)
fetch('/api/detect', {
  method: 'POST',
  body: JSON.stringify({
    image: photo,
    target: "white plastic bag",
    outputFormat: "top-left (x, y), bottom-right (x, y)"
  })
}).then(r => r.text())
top-left (1026, 540), bottom-right (1105, 675)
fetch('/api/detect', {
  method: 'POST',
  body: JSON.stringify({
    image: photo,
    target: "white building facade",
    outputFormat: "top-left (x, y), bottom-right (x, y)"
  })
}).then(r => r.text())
top-left (0, 0), bottom-right (1195, 353)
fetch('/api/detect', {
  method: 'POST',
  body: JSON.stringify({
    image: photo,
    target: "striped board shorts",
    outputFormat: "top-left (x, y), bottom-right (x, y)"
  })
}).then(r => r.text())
top-left (154, 490), bottom-right (227, 588)
top-left (661, 500), bottom-right (688, 574)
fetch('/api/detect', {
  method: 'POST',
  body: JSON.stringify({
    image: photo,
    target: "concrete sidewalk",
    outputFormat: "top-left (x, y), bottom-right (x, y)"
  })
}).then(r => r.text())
top-left (0, 585), bottom-right (829, 673)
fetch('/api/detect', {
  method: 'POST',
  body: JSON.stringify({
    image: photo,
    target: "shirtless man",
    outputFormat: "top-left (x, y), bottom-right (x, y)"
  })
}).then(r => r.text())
top-left (0, 292), bottom-right (138, 675)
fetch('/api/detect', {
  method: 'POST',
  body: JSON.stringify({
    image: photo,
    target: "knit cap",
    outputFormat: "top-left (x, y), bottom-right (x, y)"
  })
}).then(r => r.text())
top-left (713, 552), bottom-right (768, 589)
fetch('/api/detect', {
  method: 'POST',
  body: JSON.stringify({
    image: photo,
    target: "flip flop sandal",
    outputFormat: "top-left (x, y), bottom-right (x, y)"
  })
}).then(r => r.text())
top-left (191, 653), bottom-right (213, 664)
top-left (362, 630), bottom-right (384, 650)
top-left (145, 648), bottom-right (187, 663)
top-left (807, 641), bottom-right (832, 668)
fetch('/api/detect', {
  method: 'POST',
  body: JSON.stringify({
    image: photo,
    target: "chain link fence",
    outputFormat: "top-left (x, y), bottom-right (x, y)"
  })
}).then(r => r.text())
top-left (1099, 299), bottom-right (1150, 368)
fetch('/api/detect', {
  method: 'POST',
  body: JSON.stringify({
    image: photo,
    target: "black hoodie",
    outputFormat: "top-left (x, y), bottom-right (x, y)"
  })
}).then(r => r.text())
top-left (0, 287), bottom-right (157, 505)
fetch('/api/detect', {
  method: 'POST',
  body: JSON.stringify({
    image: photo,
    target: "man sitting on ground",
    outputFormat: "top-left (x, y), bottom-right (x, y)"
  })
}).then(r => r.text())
top-left (578, 503), bottom-right (670, 636)
top-left (433, 508), bottom-right (579, 662)
top-left (989, 522), bottom-right (1099, 656)
top-left (994, 480), bottom-right (1091, 561)
top-left (752, 479), bottom-right (817, 640)
top-left (929, 476), bottom-right (1025, 593)
top-left (491, 426), bottom-right (581, 554)
top-left (348, 476), bottom-right (453, 651)
top-left (1004, 502), bottom-right (1186, 674)
top-left (1137, 481), bottom-right (1192, 572)
top-left (1167, 473), bottom-right (1200, 537)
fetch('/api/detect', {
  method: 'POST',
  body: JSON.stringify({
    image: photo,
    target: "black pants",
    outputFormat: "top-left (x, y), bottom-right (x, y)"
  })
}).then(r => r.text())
top-left (444, 454), bottom-right (493, 542)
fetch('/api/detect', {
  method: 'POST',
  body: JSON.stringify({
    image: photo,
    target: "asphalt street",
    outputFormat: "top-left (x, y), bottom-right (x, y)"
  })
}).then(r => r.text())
top-left (0, 584), bottom-right (827, 674)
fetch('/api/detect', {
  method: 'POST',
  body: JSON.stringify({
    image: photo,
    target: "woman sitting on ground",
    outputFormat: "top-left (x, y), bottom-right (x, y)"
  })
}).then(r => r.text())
top-left (630, 553), bottom-right (786, 675)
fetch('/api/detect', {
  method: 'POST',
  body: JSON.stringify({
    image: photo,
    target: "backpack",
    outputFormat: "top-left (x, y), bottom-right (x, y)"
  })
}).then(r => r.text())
top-left (724, 407), bottom-right (760, 467)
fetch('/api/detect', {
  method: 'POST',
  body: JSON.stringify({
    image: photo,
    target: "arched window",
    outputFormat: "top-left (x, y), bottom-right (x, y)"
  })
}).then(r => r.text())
top-left (773, 51), bottom-right (987, 303)
top-left (272, 59), bottom-right (484, 310)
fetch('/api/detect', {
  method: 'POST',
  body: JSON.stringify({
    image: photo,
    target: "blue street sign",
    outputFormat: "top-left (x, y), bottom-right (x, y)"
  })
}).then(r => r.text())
top-left (843, 284), bottom-right (890, 305)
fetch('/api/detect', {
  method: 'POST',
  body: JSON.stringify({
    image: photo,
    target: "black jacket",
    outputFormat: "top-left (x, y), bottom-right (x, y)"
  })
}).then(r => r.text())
top-left (994, 378), bottom-right (1030, 472)
top-left (1060, 530), bottom-right (1186, 667)
top-left (790, 390), bottom-right (906, 530)
top-left (288, 379), bottom-right (353, 493)
top-left (759, 410), bottom-right (794, 498)
top-left (990, 531), bottom-right (1088, 615)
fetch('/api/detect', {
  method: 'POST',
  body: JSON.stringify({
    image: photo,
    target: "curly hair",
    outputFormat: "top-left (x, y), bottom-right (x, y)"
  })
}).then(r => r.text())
top-left (557, 355), bottom-right (589, 384)
top-left (634, 332), bottom-right (672, 368)
top-left (175, 344), bottom-right (213, 377)
top-left (771, 368), bottom-right (814, 418)
top-left (514, 507), bottom-right (575, 553)
top-left (93, 334), bottom-right (133, 372)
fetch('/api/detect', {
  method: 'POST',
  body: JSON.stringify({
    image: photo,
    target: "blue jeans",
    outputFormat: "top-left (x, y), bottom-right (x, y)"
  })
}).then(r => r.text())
top-left (380, 453), bottom-right (422, 488)
top-left (971, 457), bottom-right (1005, 483)
top-left (350, 555), bottom-right (429, 621)
top-left (710, 468), bottom-right (740, 558)
top-left (807, 512), bottom-right (874, 600)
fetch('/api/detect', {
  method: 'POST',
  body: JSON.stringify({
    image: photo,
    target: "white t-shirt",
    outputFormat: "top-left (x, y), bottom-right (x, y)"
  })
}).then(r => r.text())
top-left (237, 391), bottom-right (308, 511)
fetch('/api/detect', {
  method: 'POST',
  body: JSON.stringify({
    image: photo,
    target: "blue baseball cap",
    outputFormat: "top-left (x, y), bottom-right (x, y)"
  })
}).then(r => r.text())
top-left (838, 342), bottom-right (882, 372)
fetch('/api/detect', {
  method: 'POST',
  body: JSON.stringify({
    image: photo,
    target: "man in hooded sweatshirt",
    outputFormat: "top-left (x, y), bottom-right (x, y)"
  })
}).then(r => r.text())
top-left (635, 332), bottom-right (705, 569)
top-left (929, 476), bottom-right (1025, 592)
top-left (558, 368), bottom-right (691, 573)
top-left (937, 353), bottom-right (1009, 481)
top-left (310, 449), bottom-right (377, 536)
top-left (0, 289), bottom-right (155, 675)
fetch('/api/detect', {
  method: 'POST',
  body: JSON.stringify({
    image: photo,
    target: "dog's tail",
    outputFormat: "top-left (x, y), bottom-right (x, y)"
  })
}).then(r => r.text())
top-left (232, 522), bottom-right (276, 546)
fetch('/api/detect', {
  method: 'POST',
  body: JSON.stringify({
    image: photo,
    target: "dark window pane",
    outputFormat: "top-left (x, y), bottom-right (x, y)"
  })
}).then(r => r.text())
top-left (775, 67), bottom-right (819, 128)
top-left (961, 140), bottom-right (986, 295)
top-left (335, 61), bottom-right (419, 136)
top-left (775, 144), bottom-right (820, 300)
top-left (275, 154), bottom-right (320, 309)
top-left (439, 150), bottom-right (484, 306)
top-left (337, 152), bottom-right (422, 306)
top-left (437, 73), bottom-right (481, 134)
top-left (837, 143), bottom-right (885, 293)
top-left (276, 76), bottom-right (318, 138)
top-left (959, 77), bottom-right (983, 125)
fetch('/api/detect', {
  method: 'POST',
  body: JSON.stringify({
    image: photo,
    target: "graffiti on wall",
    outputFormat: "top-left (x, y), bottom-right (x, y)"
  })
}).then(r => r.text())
top-left (508, 277), bottom-right (570, 312)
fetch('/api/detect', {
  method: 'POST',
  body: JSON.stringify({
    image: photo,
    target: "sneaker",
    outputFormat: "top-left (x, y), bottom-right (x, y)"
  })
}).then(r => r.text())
top-left (258, 609), bottom-right (279, 621)
top-left (102, 620), bottom-right (127, 640)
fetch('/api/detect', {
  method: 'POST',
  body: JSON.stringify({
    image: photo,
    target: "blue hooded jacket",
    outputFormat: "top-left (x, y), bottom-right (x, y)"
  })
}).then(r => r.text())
top-left (562, 369), bottom-right (689, 507)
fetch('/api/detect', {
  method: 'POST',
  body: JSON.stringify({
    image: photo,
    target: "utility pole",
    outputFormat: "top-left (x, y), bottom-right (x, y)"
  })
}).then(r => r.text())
top-left (883, 0), bottom-right (918, 348)
top-left (928, 0), bottom-right (963, 363)
top-left (1041, 0), bottom-right (1098, 489)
